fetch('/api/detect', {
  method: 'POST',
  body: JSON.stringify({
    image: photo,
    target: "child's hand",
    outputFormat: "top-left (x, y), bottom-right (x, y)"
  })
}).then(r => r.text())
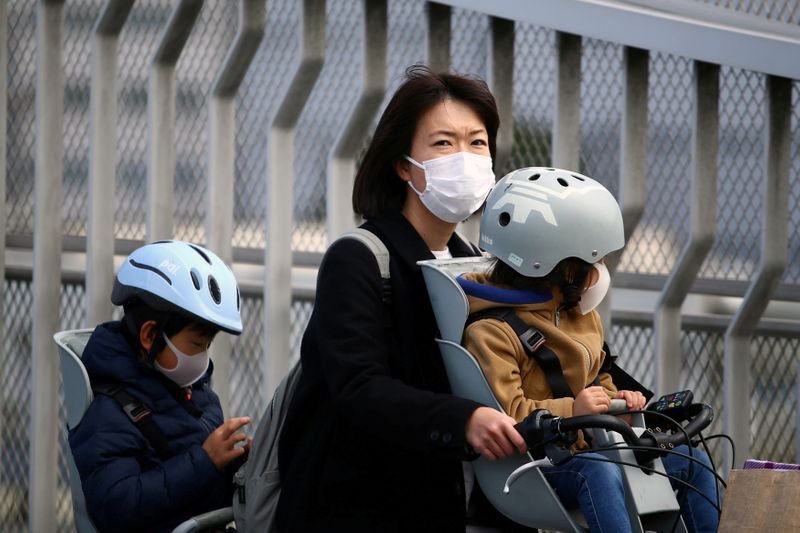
top-left (573, 386), bottom-right (611, 416)
top-left (202, 417), bottom-right (251, 470)
top-left (614, 390), bottom-right (646, 410)
top-left (613, 390), bottom-right (646, 426)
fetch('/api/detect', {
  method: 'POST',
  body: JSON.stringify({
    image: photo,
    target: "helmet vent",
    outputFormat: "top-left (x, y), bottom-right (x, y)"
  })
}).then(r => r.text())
top-left (547, 168), bottom-right (555, 171)
top-left (236, 287), bottom-right (241, 311)
top-left (128, 258), bottom-right (172, 285)
top-left (528, 173), bottom-right (540, 181)
top-left (189, 244), bottom-right (212, 265)
top-left (557, 178), bottom-right (569, 187)
top-left (208, 275), bottom-right (222, 304)
top-left (498, 212), bottom-right (511, 227)
top-left (571, 174), bottom-right (585, 181)
top-left (190, 269), bottom-right (202, 290)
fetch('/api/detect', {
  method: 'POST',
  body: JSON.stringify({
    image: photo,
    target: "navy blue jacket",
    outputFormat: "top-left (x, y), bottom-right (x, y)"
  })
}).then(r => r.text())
top-left (68, 321), bottom-right (232, 533)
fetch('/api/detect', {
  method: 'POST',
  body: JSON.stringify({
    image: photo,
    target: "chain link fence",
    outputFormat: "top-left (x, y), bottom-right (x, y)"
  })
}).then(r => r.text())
top-left (1, 280), bottom-right (86, 532)
top-left (3, 0), bottom-right (799, 530)
top-left (695, 0), bottom-right (800, 23)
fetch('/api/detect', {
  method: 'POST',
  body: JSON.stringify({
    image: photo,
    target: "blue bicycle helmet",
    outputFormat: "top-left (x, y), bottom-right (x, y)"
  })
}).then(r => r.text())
top-left (112, 240), bottom-right (243, 335)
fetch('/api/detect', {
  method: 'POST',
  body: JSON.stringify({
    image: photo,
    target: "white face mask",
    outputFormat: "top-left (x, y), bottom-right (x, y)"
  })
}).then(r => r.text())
top-left (405, 151), bottom-right (495, 223)
top-left (154, 333), bottom-right (210, 388)
top-left (578, 262), bottom-right (611, 315)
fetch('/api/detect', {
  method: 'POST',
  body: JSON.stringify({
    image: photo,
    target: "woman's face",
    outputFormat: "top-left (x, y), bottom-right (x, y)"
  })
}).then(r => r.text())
top-left (395, 98), bottom-right (490, 192)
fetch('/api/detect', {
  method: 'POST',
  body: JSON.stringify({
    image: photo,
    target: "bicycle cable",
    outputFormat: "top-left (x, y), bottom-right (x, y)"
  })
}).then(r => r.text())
top-left (565, 452), bottom-right (721, 514)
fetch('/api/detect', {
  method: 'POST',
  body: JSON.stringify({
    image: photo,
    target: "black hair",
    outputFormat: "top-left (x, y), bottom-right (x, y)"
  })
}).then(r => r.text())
top-left (488, 257), bottom-right (595, 310)
top-left (352, 64), bottom-right (499, 219)
top-left (121, 299), bottom-right (219, 361)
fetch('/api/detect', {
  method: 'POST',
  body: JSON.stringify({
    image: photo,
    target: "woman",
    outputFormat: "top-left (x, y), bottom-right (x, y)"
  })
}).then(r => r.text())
top-left (276, 66), bottom-right (527, 532)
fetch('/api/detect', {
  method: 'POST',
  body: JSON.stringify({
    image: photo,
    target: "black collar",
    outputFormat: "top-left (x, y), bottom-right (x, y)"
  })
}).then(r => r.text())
top-left (363, 211), bottom-right (478, 271)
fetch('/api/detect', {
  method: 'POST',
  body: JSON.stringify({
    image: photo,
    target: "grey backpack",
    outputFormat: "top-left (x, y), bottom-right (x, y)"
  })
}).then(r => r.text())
top-left (231, 228), bottom-right (390, 532)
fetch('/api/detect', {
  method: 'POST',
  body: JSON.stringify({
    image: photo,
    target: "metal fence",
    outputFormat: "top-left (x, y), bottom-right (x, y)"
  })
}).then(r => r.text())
top-left (2, 0), bottom-right (799, 531)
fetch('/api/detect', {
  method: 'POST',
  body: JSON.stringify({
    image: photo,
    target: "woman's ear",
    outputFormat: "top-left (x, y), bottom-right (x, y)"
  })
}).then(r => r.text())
top-left (393, 158), bottom-right (412, 183)
top-left (139, 320), bottom-right (158, 351)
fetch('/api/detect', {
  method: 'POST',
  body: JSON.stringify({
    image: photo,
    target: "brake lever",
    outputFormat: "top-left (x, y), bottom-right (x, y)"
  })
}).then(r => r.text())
top-left (502, 456), bottom-right (555, 493)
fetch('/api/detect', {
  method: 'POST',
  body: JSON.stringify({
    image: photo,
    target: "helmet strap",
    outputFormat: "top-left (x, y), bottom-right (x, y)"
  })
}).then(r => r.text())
top-left (147, 317), bottom-right (170, 364)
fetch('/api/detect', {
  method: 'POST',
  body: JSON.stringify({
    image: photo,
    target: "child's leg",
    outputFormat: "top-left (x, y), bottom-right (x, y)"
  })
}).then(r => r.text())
top-left (661, 445), bottom-right (719, 533)
top-left (542, 454), bottom-right (632, 533)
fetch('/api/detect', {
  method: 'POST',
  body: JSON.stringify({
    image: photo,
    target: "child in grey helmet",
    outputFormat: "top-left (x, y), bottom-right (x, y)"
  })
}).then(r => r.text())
top-left (68, 240), bottom-right (252, 533)
top-left (459, 168), bottom-right (719, 533)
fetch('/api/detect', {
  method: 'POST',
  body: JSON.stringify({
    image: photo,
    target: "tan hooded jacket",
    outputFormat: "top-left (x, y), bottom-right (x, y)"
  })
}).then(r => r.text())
top-left (461, 272), bottom-right (617, 449)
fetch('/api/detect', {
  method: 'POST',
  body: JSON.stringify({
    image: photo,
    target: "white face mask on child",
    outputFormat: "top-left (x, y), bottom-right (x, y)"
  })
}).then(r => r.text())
top-left (405, 151), bottom-right (495, 223)
top-left (154, 333), bottom-right (210, 388)
top-left (578, 262), bottom-right (611, 315)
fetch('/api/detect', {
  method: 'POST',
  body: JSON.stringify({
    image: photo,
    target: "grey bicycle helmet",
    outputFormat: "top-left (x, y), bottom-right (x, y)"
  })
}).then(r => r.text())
top-left (479, 167), bottom-right (624, 277)
top-left (112, 240), bottom-right (243, 335)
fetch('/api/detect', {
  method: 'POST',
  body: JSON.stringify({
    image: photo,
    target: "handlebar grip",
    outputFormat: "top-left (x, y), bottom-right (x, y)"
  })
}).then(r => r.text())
top-left (656, 403), bottom-right (714, 448)
top-left (559, 414), bottom-right (640, 445)
top-left (608, 399), bottom-right (627, 413)
top-left (635, 403), bottom-right (715, 462)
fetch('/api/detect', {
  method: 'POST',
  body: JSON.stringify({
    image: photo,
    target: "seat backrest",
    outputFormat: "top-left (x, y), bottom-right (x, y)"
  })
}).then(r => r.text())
top-left (54, 328), bottom-right (98, 533)
top-left (419, 257), bottom-right (493, 343)
top-left (419, 259), bottom-right (584, 531)
top-left (54, 329), bottom-right (95, 430)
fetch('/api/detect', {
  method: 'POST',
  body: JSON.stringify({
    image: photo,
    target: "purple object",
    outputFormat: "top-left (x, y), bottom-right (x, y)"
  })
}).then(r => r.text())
top-left (743, 459), bottom-right (800, 471)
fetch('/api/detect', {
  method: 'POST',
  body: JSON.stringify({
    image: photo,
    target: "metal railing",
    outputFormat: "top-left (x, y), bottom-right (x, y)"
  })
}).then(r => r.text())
top-left (2, 0), bottom-right (799, 530)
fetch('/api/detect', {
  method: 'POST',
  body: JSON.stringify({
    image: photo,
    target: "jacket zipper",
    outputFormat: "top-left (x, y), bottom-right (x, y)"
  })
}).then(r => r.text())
top-left (555, 305), bottom-right (592, 375)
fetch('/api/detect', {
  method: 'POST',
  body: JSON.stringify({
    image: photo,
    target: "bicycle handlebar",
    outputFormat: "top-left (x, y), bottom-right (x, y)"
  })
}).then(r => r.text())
top-left (514, 403), bottom-right (715, 463)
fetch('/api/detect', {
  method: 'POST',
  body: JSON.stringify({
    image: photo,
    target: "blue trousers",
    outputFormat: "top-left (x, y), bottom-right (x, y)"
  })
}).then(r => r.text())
top-left (541, 445), bottom-right (719, 533)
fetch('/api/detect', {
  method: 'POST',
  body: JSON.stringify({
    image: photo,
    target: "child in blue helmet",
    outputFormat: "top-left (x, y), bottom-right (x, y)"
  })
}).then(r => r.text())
top-left (68, 240), bottom-right (251, 533)
top-left (461, 168), bottom-right (719, 533)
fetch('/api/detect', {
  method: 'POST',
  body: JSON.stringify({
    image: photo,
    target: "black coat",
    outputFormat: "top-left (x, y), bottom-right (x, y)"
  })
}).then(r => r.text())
top-left (276, 211), bottom-right (484, 532)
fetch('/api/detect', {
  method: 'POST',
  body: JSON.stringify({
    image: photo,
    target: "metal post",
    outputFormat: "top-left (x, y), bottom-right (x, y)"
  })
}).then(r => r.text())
top-left (30, 2), bottom-right (64, 531)
top-left (0, 0), bottom-right (7, 468)
top-left (616, 47), bottom-right (649, 260)
top-left (265, 0), bottom-right (325, 395)
top-left (146, 0), bottom-right (204, 241)
top-left (207, 0), bottom-right (265, 412)
top-left (723, 75), bottom-right (791, 467)
top-left (86, 0), bottom-right (135, 327)
top-left (552, 32), bottom-right (581, 170)
top-left (426, 2), bottom-right (450, 71)
top-left (488, 16), bottom-right (514, 175)
top-left (326, 0), bottom-right (387, 241)
top-left (460, 15), bottom-right (513, 245)
top-left (653, 61), bottom-right (719, 394)
top-left (603, 47), bottom-right (649, 334)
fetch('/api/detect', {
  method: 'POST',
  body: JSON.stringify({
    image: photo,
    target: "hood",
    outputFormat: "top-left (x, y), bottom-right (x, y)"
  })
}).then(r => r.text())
top-left (458, 272), bottom-right (557, 315)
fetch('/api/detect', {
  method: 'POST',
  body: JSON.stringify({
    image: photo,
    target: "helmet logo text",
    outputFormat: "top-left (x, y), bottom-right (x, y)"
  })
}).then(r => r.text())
top-left (159, 260), bottom-right (180, 275)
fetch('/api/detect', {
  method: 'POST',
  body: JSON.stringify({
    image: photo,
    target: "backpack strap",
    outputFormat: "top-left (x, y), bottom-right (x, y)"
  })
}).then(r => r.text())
top-left (336, 228), bottom-right (392, 326)
top-left (337, 228), bottom-right (390, 279)
top-left (467, 308), bottom-right (574, 399)
top-left (92, 381), bottom-right (172, 460)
